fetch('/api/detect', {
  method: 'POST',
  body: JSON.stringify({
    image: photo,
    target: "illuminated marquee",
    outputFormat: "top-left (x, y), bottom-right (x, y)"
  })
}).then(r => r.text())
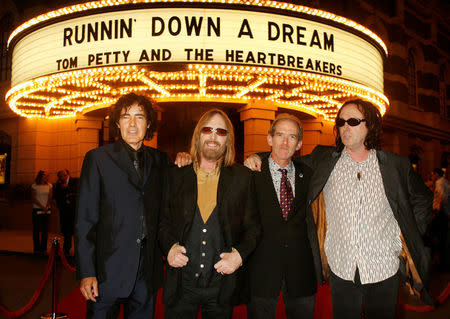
top-left (6, 0), bottom-right (389, 119)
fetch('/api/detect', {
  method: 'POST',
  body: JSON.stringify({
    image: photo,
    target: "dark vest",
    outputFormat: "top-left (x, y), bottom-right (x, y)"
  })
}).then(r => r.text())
top-left (183, 206), bottom-right (224, 288)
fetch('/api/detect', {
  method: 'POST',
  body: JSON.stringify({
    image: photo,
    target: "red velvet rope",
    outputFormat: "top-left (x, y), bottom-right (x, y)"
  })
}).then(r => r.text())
top-left (57, 245), bottom-right (75, 273)
top-left (0, 244), bottom-right (448, 317)
top-left (0, 247), bottom-right (56, 318)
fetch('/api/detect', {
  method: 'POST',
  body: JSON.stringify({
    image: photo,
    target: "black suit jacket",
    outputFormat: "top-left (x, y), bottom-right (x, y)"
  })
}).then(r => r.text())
top-left (301, 145), bottom-right (433, 303)
top-left (248, 157), bottom-right (322, 298)
top-left (75, 141), bottom-right (169, 300)
top-left (159, 163), bottom-right (261, 306)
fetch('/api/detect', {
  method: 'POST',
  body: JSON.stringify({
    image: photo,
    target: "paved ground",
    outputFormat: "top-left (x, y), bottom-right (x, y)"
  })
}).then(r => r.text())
top-left (0, 229), bottom-right (449, 319)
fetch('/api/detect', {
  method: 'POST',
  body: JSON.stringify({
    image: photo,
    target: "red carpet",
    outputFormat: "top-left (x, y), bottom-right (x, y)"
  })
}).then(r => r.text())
top-left (56, 285), bottom-right (332, 319)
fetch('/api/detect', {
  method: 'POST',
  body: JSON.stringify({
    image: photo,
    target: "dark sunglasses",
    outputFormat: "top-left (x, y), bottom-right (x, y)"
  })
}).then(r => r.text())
top-left (336, 118), bottom-right (366, 127)
top-left (201, 126), bottom-right (228, 136)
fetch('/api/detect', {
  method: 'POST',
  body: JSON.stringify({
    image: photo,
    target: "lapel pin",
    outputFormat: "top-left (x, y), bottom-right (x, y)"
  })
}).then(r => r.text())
top-left (298, 173), bottom-right (303, 178)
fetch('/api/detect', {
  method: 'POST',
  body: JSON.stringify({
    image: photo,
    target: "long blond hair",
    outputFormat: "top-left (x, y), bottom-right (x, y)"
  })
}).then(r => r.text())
top-left (190, 109), bottom-right (235, 167)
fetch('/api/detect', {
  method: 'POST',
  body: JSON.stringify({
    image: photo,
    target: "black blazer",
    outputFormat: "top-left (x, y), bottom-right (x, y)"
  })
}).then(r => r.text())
top-left (75, 141), bottom-right (169, 300)
top-left (302, 145), bottom-right (433, 303)
top-left (248, 157), bottom-right (322, 298)
top-left (159, 163), bottom-right (261, 306)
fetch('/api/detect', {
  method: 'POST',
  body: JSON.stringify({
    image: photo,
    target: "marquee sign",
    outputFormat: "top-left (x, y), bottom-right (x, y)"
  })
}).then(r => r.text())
top-left (6, 0), bottom-right (389, 119)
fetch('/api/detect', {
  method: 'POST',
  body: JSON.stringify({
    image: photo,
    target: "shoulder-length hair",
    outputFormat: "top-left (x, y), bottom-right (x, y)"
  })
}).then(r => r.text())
top-left (334, 99), bottom-right (383, 151)
top-left (35, 170), bottom-right (46, 185)
top-left (190, 109), bottom-right (235, 167)
top-left (109, 93), bottom-right (158, 140)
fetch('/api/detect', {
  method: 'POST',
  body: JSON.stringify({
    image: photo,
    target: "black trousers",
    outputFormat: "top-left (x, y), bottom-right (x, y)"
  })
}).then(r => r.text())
top-left (86, 240), bottom-right (154, 319)
top-left (32, 209), bottom-right (49, 252)
top-left (247, 278), bottom-right (315, 319)
top-left (329, 268), bottom-right (400, 319)
top-left (164, 278), bottom-right (232, 319)
top-left (59, 208), bottom-right (75, 254)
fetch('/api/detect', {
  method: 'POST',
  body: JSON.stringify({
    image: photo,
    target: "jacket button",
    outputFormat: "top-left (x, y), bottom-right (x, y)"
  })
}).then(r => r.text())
top-left (284, 244), bottom-right (288, 248)
top-left (136, 238), bottom-right (141, 244)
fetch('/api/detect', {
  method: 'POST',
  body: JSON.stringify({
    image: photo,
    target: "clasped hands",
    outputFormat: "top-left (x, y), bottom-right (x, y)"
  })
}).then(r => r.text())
top-left (167, 244), bottom-right (242, 275)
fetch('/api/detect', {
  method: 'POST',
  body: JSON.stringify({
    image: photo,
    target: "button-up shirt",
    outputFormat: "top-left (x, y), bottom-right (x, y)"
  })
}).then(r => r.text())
top-left (268, 155), bottom-right (296, 203)
top-left (323, 148), bottom-right (402, 284)
top-left (195, 164), bottom-right (220, 223)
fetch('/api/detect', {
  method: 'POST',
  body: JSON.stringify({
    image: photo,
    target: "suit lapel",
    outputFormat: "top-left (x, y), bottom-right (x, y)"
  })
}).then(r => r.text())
top-left (180, 165), bottom-right (197, 228)
top-left (142, 147), bottom-right (153, 187)
top-left (288, 163), bottom-right (307, 220)
top-left (308, 150), bottom-right (340, 202)
top-left (217, 165), bottom-right (233, 246)
top-left (107, 141), bottom-right (142, 190)
top-left (377, 151), bottom-right (399, 213)
top-left (261, 157), bottom-right (280, 209)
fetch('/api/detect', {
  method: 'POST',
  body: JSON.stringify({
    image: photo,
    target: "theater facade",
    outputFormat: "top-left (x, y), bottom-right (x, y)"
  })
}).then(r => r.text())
top-left (0, 0), bottom-right (449, 185)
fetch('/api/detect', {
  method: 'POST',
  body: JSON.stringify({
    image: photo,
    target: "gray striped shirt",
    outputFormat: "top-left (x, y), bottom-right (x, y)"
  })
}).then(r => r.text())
top-left (323, 148), bottom-right (402, 284)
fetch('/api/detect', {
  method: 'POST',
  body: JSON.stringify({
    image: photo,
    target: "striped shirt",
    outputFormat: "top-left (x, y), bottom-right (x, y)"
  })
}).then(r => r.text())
top-left (323, 148), bottom-right (402, 284)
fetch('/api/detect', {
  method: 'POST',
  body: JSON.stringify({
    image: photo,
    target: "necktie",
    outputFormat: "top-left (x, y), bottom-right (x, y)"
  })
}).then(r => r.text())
top-left (279, 168), bottom-right (293, 220)
top-left (131, 151), bottom-right (143, 181)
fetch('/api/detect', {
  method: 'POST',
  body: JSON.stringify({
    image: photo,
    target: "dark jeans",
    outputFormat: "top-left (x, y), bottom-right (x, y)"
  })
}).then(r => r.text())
top-left (32, 209), bottom-right (49, 252)
top-left (86, 240), bottom-right (154, 319)
top-left (164, 279), bottom-right (232, 319)
top-left (247, 278), bottom-right (315, 319)
top-left (330, 269), bottom-right (400, 319)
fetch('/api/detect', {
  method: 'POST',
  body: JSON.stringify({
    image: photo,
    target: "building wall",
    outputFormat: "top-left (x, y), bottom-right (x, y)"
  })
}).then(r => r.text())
top-left (0, 0), bottom-right (449, 185)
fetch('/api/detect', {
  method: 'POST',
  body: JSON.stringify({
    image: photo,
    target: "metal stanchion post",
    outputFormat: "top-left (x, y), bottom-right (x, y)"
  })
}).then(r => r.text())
top-left (41, 238), bottom-right (68, 319)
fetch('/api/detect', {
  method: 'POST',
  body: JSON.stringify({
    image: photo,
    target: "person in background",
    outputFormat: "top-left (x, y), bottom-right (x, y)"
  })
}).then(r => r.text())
top-left (31, 170), bottom-right (52, 253)
top-left (430, 168), bottom-right (449, 271)
top-left (54, 169), bottom-right (78, 255)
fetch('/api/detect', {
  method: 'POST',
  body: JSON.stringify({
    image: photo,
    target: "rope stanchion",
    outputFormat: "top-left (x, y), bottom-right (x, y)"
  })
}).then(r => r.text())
top-left (40, 238), bottom-right (68, 319)
top-left (0, 247), bottom-right (56, 318)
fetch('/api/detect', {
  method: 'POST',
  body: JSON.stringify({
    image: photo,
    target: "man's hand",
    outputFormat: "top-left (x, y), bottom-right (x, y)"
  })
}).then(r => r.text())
top-left (244, 154), bottom-right (262, 172)
top-left (214, 250), bottom-right (242, 275)
top-left (167, 244), bottom-right (189, 268)
top-left (80, 277), bottom-right (98, 302)
top-left (174, 152), bottom-right (192, 167)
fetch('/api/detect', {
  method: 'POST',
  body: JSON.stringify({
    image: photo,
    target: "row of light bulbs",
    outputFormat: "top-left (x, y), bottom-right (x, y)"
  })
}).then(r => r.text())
top-left (6, 63), bottom-right (388, 119)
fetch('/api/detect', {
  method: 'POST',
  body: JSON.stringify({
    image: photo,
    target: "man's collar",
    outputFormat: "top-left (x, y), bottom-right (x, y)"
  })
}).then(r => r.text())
top-left (268, 155), bottom-right (294, 172)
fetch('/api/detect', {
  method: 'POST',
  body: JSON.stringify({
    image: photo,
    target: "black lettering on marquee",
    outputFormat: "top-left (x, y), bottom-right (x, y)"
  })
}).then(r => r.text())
top-left (337, 65), bottom-right (342, 75)
top-left (268, 22), bottom-right (279, 41)
top-left (306, 58), bottom-right (314, 70)
top-left (282, 24), bottom-right (294, 44)
top-left (185, 16), bottom-right (203, 36)
top-left (152, 17), bottom-right (164, 36)
top-left (287, 55), bottom-right (295, 67)
top-left (168, 17), bottom-right (181, 36)
top-left (207, 17), bottom-right (220, 37)
top-left (315, 60), bottom-right (322, 71)
top-left (310, 30), bottom-right (321, 49)
top-left (257, 52), bottom-right (266, 64)
top-left (297, 26), bottom-right (306, 45)
top-left (56, 56), bottom-right (78, 70)
top-left (139, 49), bottom-right (149, 62)
top-left (238, 19), bottom-right (253, 38)
top-left (245, 51), bottom-right (255, 63)
top-left (63, 18), bottom-right (133, 46)
top-left (323, 33), bottom-right (334, 51)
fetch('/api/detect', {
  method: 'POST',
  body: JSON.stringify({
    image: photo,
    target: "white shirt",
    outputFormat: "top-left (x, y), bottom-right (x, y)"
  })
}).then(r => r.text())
top-left (32, 183), bottom-right (52, 210)
top-left (323, 148), bottom-right (402, 284)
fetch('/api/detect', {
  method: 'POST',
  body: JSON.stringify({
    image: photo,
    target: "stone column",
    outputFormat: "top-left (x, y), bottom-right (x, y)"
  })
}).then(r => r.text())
top-left (75, 116), bottom-right (103, 174)
top-left (238, 101), bottom-right (277, 158)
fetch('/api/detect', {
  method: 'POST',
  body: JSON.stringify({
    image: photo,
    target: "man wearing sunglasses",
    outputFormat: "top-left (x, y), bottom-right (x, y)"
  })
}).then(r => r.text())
top-left (159, 109), bottom-right (261, 319)
top-left (245, 99), bottom-right (433, 319)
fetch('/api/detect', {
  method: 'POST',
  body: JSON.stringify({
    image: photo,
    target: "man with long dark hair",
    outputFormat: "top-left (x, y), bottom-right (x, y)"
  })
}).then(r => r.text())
top-left (159, 109), bottom-right (261, 319)
top-left (75, 93), bottom-right (168, 319)
top-left (245, 99), bottom-right (433, 319)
